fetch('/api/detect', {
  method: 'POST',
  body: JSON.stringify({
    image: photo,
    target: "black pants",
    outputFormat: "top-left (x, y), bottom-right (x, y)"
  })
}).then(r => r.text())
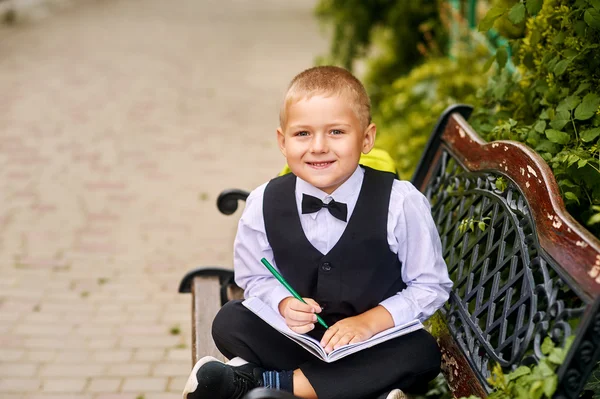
top-left (211, 301), bottom-right (441, 399)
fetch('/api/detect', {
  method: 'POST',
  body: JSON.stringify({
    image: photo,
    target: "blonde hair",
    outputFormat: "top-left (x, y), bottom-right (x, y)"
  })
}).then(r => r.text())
top-left (279, 66), bottom-right (371, 129)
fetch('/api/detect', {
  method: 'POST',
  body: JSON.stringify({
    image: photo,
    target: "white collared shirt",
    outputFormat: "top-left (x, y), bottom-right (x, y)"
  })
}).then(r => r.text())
top-left (233, 166), bottom-right (453, 327)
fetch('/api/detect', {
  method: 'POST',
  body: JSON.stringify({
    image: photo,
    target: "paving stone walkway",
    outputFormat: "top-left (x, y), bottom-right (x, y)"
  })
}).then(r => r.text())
top-left (0, 1), bottom-right (327, 397)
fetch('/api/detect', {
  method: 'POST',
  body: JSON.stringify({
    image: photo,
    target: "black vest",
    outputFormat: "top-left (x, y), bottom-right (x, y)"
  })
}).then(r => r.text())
top-left (263, 166), bottom-right (406, 329)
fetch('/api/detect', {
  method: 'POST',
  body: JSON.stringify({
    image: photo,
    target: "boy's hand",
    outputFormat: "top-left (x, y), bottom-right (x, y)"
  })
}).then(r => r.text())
top-left (278, 297), bottom-right (322, 334)
top-left (320, 305), bottom-right (394, 353)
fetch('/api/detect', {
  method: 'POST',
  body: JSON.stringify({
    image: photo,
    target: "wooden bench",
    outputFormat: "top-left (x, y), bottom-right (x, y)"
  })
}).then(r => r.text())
top-left (179, 105), bottom-right (600, 398)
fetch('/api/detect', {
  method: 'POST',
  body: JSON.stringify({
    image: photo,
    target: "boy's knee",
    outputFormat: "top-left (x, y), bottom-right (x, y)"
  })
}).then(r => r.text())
top-left (211, 300), bottom-right (244, 340)
top-left (414, 331), bottom-right (442, 375)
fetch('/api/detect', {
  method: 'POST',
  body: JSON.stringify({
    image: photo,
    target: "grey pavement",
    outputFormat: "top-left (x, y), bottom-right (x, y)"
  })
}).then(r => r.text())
top-left (0, 1), bottom-right (327, 397)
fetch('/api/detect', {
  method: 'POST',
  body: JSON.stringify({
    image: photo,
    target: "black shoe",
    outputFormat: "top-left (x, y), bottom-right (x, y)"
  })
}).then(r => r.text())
top-left (183, 356), bottom-right (264, 399)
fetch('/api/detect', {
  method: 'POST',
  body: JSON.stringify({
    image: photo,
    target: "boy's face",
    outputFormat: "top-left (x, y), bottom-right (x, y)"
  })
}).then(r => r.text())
top-left (277, 94), bottom-right (375, 194)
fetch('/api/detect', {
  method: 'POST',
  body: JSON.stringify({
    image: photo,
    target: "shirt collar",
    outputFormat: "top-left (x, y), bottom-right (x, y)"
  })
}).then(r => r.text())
top-left (295, 165), bottom-right (364, 220)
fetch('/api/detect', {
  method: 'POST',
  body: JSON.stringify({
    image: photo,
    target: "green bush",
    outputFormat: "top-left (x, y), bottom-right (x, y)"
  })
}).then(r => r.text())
top-left (315, 0), bottom-right (447, 105)
top-left (471, 0), bottom-right (600, 236)
top-left (316, 0), bottom-right (600, 238)
top-left (375, 51), bottom-right (489, 179)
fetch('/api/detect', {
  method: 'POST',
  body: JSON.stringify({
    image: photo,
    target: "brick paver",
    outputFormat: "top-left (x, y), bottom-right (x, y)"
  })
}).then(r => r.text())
top-left (0, 0), bottom-right (327, 397)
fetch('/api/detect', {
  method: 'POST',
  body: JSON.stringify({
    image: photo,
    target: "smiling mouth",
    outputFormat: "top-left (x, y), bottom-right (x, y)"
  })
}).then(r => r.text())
top-left (307, 161), bottom-right (334, 169)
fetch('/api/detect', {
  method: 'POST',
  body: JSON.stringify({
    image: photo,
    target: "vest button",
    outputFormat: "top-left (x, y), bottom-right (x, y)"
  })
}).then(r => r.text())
top-left (321, 262), bottom-right (332, 272)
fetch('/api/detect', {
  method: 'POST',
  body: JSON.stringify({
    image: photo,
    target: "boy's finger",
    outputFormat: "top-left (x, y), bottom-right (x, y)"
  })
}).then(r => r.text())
top-left (319, 325), bottom-right (337, 347)
top-left (288, 299), bottom-right (315, 313)
top-left (288, 309), bottom-right (317, 323)
top-left (303, 298), bottom-right (322, 313)
top-left (287, 319), bottom-right (315, 327)
top-left (349, 336), bottom-right (363, 345)
top-left (333, 333), bottom-right (354, 350)
top-left (290, 323), bottom-right (315, 334)
top-left (325, 331), bottom-right (344, 352)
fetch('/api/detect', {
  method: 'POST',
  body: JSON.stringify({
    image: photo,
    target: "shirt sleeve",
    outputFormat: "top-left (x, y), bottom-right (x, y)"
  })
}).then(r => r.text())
top-left (233, 184), bottom-right (292, 314)
top-left (379, 182), bottom-right (453, 326)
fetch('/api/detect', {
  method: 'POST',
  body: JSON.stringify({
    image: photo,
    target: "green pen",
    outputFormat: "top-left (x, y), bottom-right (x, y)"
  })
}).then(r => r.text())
top-left (260, 257), bottom-right (329, 329)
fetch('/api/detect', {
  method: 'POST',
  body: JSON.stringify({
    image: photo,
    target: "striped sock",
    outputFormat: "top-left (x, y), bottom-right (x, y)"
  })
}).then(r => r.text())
top-left (261, 370), bottom-right (294, 392)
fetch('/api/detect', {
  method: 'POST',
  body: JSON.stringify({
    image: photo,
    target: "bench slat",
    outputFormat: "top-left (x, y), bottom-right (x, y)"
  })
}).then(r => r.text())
top-left (192, 276), bottom-right (226, 364)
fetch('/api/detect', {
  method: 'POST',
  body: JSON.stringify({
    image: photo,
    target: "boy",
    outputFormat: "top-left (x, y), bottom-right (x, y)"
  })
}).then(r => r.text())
top-left (183, 66), bottom-right (452, 399)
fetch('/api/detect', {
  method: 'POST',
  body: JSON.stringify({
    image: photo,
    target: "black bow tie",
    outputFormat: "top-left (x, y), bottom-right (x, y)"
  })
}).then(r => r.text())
top-left (301, 194), bottom-right (348, 222)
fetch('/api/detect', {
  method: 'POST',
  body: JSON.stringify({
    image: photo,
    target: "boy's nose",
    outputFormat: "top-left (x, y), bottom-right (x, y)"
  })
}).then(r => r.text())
top-left (310, 135), bottom-right (328, 153)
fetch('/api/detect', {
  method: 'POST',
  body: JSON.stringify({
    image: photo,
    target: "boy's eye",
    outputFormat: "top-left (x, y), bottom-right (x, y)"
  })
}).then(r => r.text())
top-left (330, 129), bottom-right (343, 135)
top-left (295, 131), bottom-right (309, 137)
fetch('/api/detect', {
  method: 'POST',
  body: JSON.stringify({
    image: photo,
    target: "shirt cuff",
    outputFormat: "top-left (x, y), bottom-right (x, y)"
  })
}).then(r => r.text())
top-left (266, 286), bottom-right (293, 315)
top-left (379, 294), bottom-right (419, 327)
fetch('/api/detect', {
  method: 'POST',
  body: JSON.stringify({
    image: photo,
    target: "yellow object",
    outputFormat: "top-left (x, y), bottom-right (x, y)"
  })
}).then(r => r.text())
top-left (278, 148), bottom-right (398, 177)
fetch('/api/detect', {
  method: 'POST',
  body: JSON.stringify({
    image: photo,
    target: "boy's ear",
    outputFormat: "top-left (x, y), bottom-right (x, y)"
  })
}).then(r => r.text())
top-left (362, 123), bottom-right (376, 154)
top-left (277, 127), bottom-right (287, 157)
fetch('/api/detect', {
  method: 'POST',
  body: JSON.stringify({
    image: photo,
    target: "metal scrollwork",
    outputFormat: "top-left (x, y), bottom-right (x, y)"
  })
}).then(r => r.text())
top-left (425, 150), bottom-right (589, 390)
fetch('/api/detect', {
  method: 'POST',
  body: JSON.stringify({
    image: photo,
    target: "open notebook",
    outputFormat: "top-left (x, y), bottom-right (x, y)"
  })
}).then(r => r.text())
top-left (242, 297), bottom-right (423, 363)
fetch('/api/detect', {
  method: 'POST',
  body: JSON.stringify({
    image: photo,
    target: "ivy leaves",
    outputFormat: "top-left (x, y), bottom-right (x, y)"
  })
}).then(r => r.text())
top-left (473, 0), bottom-right (600, 239)
top-left (459, 336), bottom-right (575, 399)
top-left (526, 0), bottom-right (543, 15)
top-left (546, 129), bottom-right (570, 145)
top-left (574, 93), bottom-right (600, 120)
top-left (582, 128), bottom-right (600, 142)
top-left (585, 8), bottom-right (600, 29)
top-left (478, 0), bottom-right (541, 32)
top-left (508, 3), bottom-right (526, 25)
top-left (478, 6), bottom-right (506, 32)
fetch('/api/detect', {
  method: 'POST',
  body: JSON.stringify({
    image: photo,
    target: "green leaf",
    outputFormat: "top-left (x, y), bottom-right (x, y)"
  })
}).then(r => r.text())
top-left (554, 59), bottom-right (570, 75)
top-left (507, 365), bottom-right (531, 381)
top-left (556, 95), bottom-right (581, 112)
top-left (574, 93), bottom-right (600, 120)
top-left (543, 375), bottom-right (558, 397)
top-left (550, 110), bottom-right (571, 130)
top-left (559, 179), bottom-right (578, 188)
top-left (537, 359), bottom-right (555, 377)
top-left (496, 47), bottom-right (508, 70)
top-left (547, 55), bottom-right (559, 71)
top-left (574, 82), bottom-right (590, 95)
top-left (526, 0), bottom-right (543, 14)
top-left (478, 221), bottom-right (486, 231)
top-left (578, 159), bottom-right (588, 168)
top-left (534, 120), bottom-right (546, 133)
top-left (541, 337), bottom-right (555, 355)
top-left (575, 20), bottom-right (588, 36)
top-left (469, 221), bottom-right (475, 232)
top-left (589, 212), bottom-right (600, 225)
top-left (546, 129), bottom-right (570, 144)
top-left (548, 349), bottom-right (565, 364)
top-left (553, 31), bottom-right (566, 45)
top-left (508, 2), bottom-right (526, 24)
top-left (535, 140), bottom-right (560, 154)
top-left (495, 177), bottom-right (508, 192)
top-left (581, 127), bottom-right (600, 142)
top-left (585, 8), bottom-right (600, 29)
top-left (592, 0), bottom-right (600, 10)
top-left (483, 54), bottom-right (496, 73)
top-left (529, 380), bottom-right (544, 399)
top-left (567, 154), bottom-right (580, 167)
top-left (479, 7), bottom-right (506, 31)
top-left (565, 192), bottom-right (580, 204)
